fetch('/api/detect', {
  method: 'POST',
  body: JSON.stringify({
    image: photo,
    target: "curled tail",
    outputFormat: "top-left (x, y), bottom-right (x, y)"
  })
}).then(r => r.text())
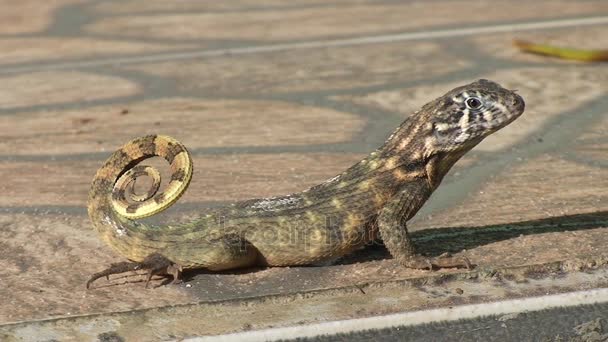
top-left (87, 135), bottom-right (193, 260)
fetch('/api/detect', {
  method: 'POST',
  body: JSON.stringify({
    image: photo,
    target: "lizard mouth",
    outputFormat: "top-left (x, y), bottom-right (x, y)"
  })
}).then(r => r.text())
top-left (495, 92), bottom-right (525, 129)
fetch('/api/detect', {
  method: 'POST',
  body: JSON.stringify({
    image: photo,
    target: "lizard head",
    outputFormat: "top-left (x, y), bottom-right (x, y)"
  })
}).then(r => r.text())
top-left (390, 79), bottom-right (527, 187)
top-left (423, 79), bottom-right (525, 155)
top-left (376, 79), bottom-right (524, 187)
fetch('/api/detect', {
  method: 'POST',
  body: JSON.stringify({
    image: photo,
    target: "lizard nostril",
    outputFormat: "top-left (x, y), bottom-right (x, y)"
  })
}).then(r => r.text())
top-left (512, 95), bottom-right (525, 109)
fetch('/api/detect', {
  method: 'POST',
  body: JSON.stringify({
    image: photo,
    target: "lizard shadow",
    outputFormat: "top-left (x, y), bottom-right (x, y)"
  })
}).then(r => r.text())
top-left (337, 210), bottom-right (608, 265)
top-left (179, 210), bottom-right (608, 282)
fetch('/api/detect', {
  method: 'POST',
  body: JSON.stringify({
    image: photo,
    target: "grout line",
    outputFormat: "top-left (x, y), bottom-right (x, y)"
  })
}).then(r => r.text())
top-left (1, 16), bottom-right (608, 75)
top-left (187, 288), bottom-right (608, 342)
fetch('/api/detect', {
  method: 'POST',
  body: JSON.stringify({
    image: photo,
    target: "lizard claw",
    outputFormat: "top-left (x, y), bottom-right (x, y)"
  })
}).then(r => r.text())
top-left (86, 261), bottom-right (139, 289)
top-left (87, 253), bottom-right (183, 289)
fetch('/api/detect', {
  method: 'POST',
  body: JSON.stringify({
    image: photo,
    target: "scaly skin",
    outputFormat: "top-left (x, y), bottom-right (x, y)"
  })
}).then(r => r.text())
top-left (87, 79), bottom-right (525, 288)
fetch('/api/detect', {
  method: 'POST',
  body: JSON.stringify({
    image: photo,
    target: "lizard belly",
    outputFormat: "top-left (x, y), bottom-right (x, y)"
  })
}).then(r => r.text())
top-left (243, 213), bottom-right (376, 266)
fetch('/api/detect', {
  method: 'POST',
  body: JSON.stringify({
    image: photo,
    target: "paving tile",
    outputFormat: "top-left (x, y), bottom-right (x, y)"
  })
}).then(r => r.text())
top-left (412, 155), bottom-right (608, 230)
top-left (4, 266), bottom-right (608, 338)
top-left (0, 71), bottom-right (140, 110)
top-left (0, 160), bottom-right (92, 207)
top-left (573, 116), bottom-right (608, 162)
top-left (0, 98), bottom-right (364, 156)
top-left (578, 114), bottom-right (608, 143)
top-left (335, 67), bottom-right (608, 152)
top-left (574, 143), bottom-right (608, 163)
top-left (0, 153), bottom-right (364, 207)
top-left (86, 1), bottom-right (608, 41)
top-left (92, 0), bottom-right (409, 14)
top-left (0, 38), bottom-right (195, 65)
top-left (462, 227), bottom-right (608, 270)
top-left (2, 0), bottom-right (608, 337)
top-left (0, 213), bottom-right (193, 323)
top-left (1, 210), bottom-right (607, 325)
top-left (0, 0), bottom-right (84, 35)
top-left (126, 41), bottom-right (469, 94)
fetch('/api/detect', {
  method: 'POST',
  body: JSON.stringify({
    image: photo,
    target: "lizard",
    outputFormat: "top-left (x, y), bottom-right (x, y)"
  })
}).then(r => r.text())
top-left (86, 79), bottom-right (525, 288)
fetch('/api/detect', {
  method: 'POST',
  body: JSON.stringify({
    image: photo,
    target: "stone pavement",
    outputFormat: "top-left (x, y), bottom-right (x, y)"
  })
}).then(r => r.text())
top-left (0, 0), bottom-right (607, 340)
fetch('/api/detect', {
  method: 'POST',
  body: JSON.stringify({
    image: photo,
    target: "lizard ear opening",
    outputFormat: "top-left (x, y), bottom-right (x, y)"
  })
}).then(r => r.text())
top-left (432, 122), bottom-right (450, 137)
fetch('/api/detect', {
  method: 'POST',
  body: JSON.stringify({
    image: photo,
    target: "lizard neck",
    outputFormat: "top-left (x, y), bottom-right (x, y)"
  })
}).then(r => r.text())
top-left (374, 112), bottom-right (479, 191)
top-left (374, 114), bottom-right (435, 188)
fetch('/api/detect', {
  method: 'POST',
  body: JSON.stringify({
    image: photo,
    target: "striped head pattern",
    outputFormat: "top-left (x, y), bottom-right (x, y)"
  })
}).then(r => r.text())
top-left (424, 79), bottom-right (525, 154)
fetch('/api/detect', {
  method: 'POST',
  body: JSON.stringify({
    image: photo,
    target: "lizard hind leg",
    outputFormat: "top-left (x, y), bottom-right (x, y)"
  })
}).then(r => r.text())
top-left (141, 253), bottom-right (183, 288)
top-left (182, 233), bottom-right (259, 272)
top-left (86, 253), bottom-right (182, 289)
top-left (86, 234), bottom-right (259, 289)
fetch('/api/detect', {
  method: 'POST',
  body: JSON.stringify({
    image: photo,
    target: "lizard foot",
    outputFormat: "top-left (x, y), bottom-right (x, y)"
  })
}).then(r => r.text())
top-left (400, 253), bottom-right (472, 270)
top-left (432, 252), bottom-right (472, 270)
top-left (86, 253), bottom-right (183, 289)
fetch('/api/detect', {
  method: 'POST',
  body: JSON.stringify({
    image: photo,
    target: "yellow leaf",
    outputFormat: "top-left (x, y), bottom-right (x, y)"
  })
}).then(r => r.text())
top-left (513, 39), bottom-right (608, 62)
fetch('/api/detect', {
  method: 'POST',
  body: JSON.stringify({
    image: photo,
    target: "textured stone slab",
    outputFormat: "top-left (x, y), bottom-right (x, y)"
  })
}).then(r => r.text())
top-left (0, 71), bottom-right (140, 110)
top-left (3, 266), bottom-right (608, 340)
top-left (1, 209), bottom-right (607, 328)
top-left (414, 156), bottom-right (608, 230)
top-left (0, 98), bottom-right (364, 156)
top-left (0, 0), bottom-right (83, 34)
top-left (335, 67), bottom-right (608, 152)
top-left (0, 38), bottom-right (194, 65)
top-left (0, 213), bottom-right (192, 323)
top-left (93, 0), bottom-right (364, 14)
top-left (126, 41), bottom-right (469, 94)
top-left (1, 0), bottom-right (608, 339)
top-left (86, 1), bottom-right (608, 41)
top-left (572, 111), bottom-right (608, 164)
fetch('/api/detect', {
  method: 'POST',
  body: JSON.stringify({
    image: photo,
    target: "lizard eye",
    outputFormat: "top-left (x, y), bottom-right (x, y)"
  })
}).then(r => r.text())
top-left (465, 97), bottom-right (483, 110)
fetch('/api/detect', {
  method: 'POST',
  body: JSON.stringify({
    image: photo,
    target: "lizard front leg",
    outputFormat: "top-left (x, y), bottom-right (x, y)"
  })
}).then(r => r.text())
top-left (377, 182), bottom-right (471, 270)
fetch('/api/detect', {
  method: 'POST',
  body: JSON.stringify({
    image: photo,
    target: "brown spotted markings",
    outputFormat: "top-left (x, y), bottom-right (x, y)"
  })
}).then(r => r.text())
top-left (87, 79), bottom-right (525, 288)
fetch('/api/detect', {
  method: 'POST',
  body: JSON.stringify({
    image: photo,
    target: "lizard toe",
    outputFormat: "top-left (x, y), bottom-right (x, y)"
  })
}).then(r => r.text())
top-left (431, 255), bottom-right (472, 270)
